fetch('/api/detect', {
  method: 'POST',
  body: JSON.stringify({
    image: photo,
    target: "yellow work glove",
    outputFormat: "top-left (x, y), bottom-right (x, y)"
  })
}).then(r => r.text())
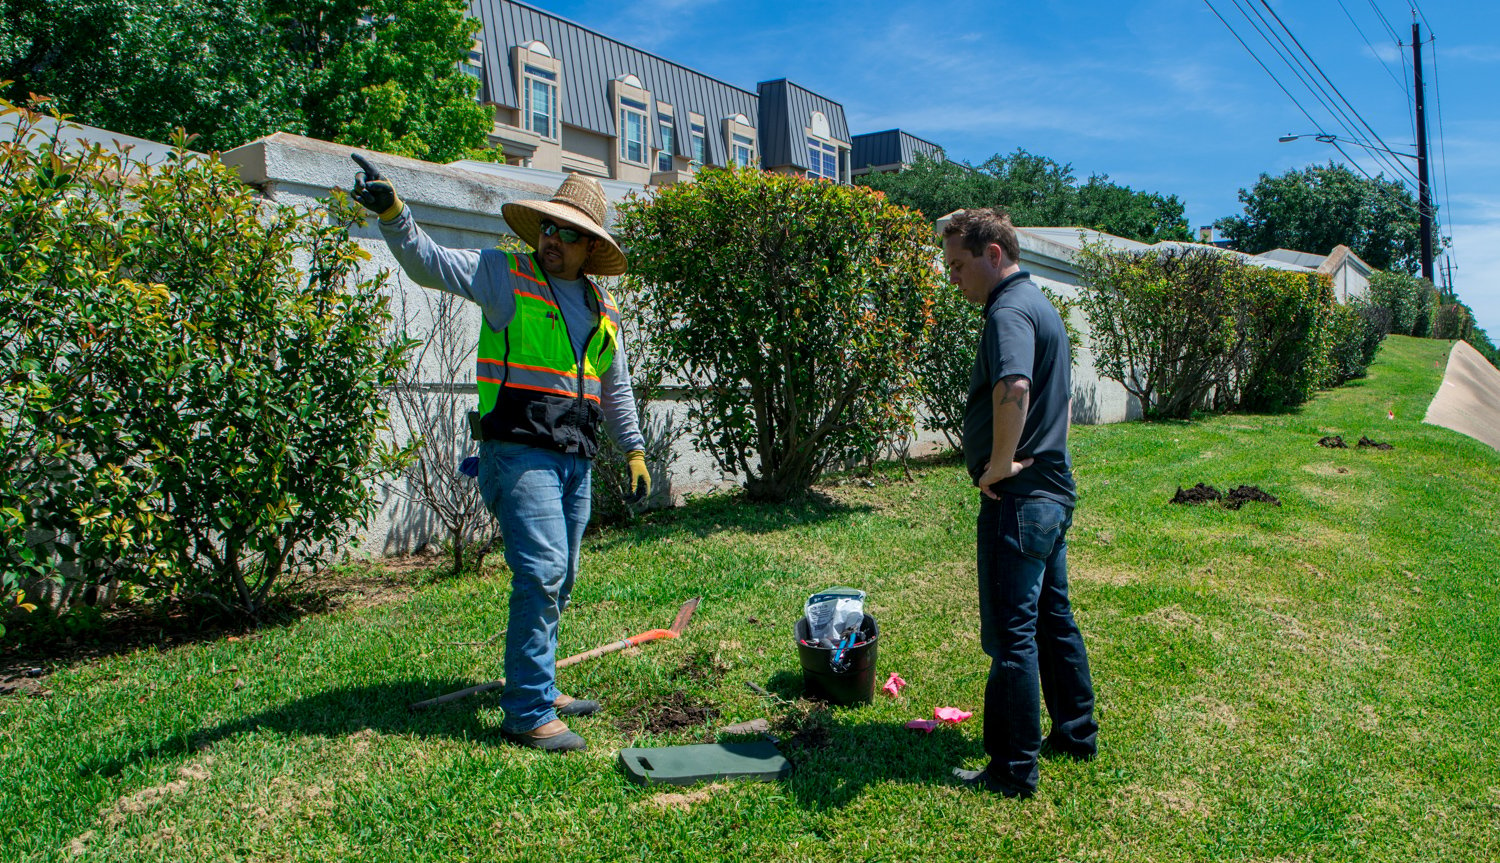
top-left (625, 450), bottom-right (650, 503)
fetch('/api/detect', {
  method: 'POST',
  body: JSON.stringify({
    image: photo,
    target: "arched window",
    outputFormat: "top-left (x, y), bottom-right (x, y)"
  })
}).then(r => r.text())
top-left (810, 111), bottom-right (831, 140)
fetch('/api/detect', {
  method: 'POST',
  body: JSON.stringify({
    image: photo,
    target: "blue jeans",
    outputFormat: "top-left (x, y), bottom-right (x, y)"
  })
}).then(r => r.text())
top-left (977, 493), bottom-right (1096, 794)
top-left (478, 440), bottom-right (592, 733)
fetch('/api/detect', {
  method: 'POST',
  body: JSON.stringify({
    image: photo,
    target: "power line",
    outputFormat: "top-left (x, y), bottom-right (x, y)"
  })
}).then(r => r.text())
top-left (1227, 0), bottom-right (1419, 190)
top-left (1334, 0), bottom-right (1411, 105)
top-left (1366, 0), bottom-right (1401, 43)
top-left (1409, 0), bottom-right (1435, 36)
top-left (1252, 0), bottom-right (1417, 183)
top-left (1201, 0), bottom-right (1430, 219)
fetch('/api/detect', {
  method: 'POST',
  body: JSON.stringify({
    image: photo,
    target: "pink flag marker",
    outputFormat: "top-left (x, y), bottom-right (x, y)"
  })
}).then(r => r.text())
top-left (905, 719), bottom-right (939, 733)
top-left (882, 672), bottom-right (907, 697)
top-left (934, 706), bottom-right (973, 724)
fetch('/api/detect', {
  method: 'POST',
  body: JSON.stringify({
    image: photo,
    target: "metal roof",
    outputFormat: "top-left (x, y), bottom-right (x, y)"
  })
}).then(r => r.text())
top-left (755, 79), bottom-right (851, 171)
top-left (1257, 248), bottom-right (1329, 268)
top-left (850, 129), bottom-right (943, 170)
top-left (469, 0), bottom-right (759, 165)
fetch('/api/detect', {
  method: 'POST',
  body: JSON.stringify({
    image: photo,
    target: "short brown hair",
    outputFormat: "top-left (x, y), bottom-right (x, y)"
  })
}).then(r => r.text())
top-left (943, 208), bottom-right (1020, 264)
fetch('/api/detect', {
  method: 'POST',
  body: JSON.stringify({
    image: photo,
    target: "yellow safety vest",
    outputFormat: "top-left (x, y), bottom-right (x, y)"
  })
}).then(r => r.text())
top-left (475, 251), bottom-right (621, 456)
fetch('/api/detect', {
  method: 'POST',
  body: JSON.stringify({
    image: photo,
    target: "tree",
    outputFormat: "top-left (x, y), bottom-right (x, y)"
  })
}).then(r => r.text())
top-left (855, 150), bottom-right (1190, 243)
top-left (1075, 175), bottom-right (1191, 242)
top-left (853, 154), bottom-right (993, 224)
top-left (0, 0), bottom-right (494, 162)
top-left (617, 167), bottom-right (941, 501)
top-left (1214, 162), bottom-right (1437, 274)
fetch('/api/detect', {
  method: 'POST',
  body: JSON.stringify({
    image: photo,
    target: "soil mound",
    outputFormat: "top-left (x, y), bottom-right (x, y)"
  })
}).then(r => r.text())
top-left (1318, 435), bottom-right (1348, 448)
top-left (1222, 485), bottom-right (1281, 509)
top-left (1171, 483), bottom-right (1280, 509)
top-left (1171, 483), bottom-right (1221, 504)
top-left (1357, 436), bottom-right (1394, 450)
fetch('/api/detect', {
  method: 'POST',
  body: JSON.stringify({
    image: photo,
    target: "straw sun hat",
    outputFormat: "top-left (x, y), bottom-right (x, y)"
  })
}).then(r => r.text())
top-left (501, 173), bottom-right (628, 276)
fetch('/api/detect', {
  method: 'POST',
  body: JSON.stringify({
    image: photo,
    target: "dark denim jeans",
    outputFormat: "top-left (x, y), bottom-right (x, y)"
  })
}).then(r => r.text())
top-left (977, 493), bottom-right (1097, 794)
top-left (477, 440), bottom-right (592, 734)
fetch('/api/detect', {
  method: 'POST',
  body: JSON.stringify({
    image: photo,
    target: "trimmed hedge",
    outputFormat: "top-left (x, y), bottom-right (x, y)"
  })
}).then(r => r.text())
top-left (2, 100), bottom-right (411, 624)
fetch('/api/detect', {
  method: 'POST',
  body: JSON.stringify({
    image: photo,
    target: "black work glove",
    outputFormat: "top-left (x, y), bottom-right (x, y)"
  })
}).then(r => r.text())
top-left (351, 153), bottom-right (402, 220)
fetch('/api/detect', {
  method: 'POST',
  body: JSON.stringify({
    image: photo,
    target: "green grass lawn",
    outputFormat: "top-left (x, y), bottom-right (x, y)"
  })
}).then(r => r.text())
top-left (4, 335), bottom-right (1497, 862)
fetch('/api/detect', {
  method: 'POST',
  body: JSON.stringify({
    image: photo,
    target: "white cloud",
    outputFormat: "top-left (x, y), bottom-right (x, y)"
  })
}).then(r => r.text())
top-left (1444, 44), bottom-right (1500, 63)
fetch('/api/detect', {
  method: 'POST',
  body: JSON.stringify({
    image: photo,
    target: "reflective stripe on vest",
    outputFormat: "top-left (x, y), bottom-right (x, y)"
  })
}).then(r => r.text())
top-left (476, 251), bottom-right (621, 416)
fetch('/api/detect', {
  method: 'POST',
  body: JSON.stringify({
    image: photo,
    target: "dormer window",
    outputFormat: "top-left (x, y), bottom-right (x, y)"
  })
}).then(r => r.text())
top-left (657, 104), bottom-right (677, 172)
top-left (805, 111), bottom-right (841, 181)
top-left (724, 113), bottom-right (757, 169)
top-left (612, 74), bottom-right (652, 167)
top-left (515, 41), bottom-right (561, 141)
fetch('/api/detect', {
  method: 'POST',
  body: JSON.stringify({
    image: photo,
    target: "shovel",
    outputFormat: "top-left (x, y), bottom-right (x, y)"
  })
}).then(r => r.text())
top-left (409, 597), bottom-right (702, 711)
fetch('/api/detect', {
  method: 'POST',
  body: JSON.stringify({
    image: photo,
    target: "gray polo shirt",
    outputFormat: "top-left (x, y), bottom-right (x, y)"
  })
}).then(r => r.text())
top-left (962, 270), bottom-right (1076, 506)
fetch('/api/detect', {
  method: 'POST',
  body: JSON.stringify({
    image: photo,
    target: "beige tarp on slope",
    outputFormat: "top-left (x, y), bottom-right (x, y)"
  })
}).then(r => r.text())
top-left (1423, 340), bottom-right (1500, 453)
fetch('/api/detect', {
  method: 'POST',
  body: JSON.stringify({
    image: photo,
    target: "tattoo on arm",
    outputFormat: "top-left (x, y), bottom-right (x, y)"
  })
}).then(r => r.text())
top-left (997, 375), bottom-right (1029, 408)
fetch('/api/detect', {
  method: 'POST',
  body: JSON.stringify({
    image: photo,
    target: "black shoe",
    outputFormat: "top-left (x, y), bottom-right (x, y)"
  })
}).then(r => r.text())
top-left (554, 694), bottom-right (601, 717)
top-left (951, 767), bottom-right (1033, 799)
top-left (1039, 737), bottom-right (1096, 762)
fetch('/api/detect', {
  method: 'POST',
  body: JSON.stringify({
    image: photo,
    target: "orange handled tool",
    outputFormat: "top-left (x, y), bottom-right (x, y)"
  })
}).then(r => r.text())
top-left (410, 597), bottom-right (701, 711)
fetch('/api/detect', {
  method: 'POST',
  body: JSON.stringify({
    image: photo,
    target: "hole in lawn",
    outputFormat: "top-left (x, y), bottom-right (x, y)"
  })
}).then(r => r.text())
top-left (673, 650), bottom-right (730, 683)
top-left (773, 704), bottom-right (834, 755)
top-left (615, 690), bottom-right (719, 735)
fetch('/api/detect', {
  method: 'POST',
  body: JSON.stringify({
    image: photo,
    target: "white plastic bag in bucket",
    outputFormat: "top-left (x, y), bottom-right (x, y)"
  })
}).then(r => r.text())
top-left (804, 587), bottom-right (866, 649)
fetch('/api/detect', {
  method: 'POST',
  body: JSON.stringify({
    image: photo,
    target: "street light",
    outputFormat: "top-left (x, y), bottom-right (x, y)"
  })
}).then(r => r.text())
top-left (1278, 133), bottom-right (1418, 161)
top-left (1278, 132), bottom-right (1433, 281)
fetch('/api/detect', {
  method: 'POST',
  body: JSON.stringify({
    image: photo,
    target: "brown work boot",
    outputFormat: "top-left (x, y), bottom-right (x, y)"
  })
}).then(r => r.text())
top-left (501, 719), bottom-right (586, 752)
top-left (554, 693), bottom-right (601, 717)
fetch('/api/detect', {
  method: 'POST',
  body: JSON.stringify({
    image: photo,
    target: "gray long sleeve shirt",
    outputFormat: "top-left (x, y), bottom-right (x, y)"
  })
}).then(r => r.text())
top-left (378, 206), bottom-right (645, 453)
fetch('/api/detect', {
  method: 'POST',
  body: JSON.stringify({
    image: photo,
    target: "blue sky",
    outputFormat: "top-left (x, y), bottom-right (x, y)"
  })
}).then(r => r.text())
top-left (532, 0), bottom-right (1500, 336)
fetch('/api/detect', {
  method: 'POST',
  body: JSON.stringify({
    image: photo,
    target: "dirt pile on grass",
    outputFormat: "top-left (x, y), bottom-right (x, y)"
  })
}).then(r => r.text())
top-left (1170, 484), bottom-right (1281, 509)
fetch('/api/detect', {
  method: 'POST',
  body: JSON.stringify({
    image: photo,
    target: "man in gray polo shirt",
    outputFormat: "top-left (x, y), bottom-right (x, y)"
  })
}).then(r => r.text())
top-left (943, 208), bottom-right (1097, 798)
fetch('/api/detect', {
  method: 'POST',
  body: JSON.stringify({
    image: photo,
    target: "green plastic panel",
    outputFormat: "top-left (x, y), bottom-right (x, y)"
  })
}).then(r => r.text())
top-left (618, 741), bottom-right (792, 786)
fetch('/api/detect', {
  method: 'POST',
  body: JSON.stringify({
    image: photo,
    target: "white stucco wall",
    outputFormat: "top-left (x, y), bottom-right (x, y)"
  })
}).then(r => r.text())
top-left (220, 135), bottom-right (1136, 555)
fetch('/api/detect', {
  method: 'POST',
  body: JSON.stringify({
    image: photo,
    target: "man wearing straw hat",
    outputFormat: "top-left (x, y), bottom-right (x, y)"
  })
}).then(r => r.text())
top-left (351, 154), bottom-right (649, 752)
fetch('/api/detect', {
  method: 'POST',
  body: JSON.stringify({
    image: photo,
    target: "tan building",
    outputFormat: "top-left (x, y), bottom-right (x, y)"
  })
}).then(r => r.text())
top-left (466, 0), bottom-right (929, 186)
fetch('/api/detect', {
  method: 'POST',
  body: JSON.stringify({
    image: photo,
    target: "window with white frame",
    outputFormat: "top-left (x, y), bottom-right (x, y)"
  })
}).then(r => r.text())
top-left (807, 136), bottom-right (838, 180)
top-left (523, 63), bottom-right (558, 139)
top-left (688, 118), bottom-right (707, 168)
top-left (724, 113), bottom-right (756, 169)
top-left (658, 107), bottom-right (676, 172)
top-left (618, 97), bottom-right (648, 164)
top-left (732, 133), bottom-right (755, 168)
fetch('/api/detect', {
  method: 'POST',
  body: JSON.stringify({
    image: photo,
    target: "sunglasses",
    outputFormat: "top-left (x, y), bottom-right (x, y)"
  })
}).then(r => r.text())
top-left (539, 219), bottom-right (586, 244)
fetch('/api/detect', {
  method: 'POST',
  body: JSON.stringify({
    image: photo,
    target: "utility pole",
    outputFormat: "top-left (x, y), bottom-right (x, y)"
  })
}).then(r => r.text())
top-left (1413, 20), bottom-right (1435, 283)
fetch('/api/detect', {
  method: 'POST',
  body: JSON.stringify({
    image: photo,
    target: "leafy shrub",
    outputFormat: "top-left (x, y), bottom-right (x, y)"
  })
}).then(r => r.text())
top-left (589, 277), bottom-right (684, 523)
top-left (1074, 243), bottom-right (1244, 419)
top-left (1367, 270), bottom-right (1425, 335)
top-left (1230, 269), bottom-right (1336, 412)
top-left (616, 167), bottom-right (941, 501)
top-left (1078, 242), bottom-right (1340, 417)
top-left (913, 280), bottom-right (1081, 450)
top-left (1432, 303), bottom-right (1473, 341)
top-left (1, 98), bottom-right (411, 620)
top-left (1321, 301), bottom-right (1389, 386)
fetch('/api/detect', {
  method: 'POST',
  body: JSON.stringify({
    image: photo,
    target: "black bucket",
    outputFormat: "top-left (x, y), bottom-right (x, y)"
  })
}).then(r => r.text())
top-left (795, 614), bottom-right (879, 706)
